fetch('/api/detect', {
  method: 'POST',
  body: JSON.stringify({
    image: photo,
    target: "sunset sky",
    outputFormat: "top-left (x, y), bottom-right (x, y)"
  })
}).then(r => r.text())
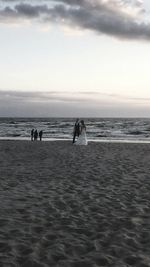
top-left (0, 0), bottom-right (150, 117)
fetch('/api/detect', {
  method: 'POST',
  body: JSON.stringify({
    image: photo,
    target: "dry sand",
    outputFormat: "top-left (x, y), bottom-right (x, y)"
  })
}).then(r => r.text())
top-left (0, 140), bottom-right (150, 267)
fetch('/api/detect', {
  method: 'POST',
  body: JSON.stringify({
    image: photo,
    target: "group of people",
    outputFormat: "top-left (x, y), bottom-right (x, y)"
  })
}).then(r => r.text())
top-left (30, 119), bottom-right (88, 145)
top-left (31, 129), bottom-right (43, 141)
top-left (73, 119), bottom-right (88, 145)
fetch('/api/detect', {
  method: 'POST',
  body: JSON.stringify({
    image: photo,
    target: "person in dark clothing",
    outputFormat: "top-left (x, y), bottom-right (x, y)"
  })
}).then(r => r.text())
top-left (73, 118), bottom-right (80, 143)
top-left (39, 130), bottom-right (43, 141)
top-left (34, 129), bottom-right (38, 141)
top-left (31, 129), bottom-right (34, 141)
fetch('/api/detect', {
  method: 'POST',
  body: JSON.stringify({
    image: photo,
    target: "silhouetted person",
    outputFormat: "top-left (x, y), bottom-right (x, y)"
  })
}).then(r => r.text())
top-left (34, 129), bottom-right (38, 141)
top-left (73, 118), bottom-right (80, 143)
top-left (31, 129), bottom-right (34, 141)
top-left (39, 130), bottom-right (43, 141)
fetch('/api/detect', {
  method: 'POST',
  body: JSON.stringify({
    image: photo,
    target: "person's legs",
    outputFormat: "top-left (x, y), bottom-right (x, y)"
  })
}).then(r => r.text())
top-left (73, 132), bottom-right (76, 143)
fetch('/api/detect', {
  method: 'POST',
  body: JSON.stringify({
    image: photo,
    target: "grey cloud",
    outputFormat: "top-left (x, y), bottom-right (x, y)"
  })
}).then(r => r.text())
top-left (1, 89), bottom-right (150, 117)
top-left (15, 3), bottom-right (49, 18)
top-left (0, 0), bottom-right (149, 40)
top-left (0, 90), bottom-right (94, 103)
top-left (1, 90), bottom-right (150, 103)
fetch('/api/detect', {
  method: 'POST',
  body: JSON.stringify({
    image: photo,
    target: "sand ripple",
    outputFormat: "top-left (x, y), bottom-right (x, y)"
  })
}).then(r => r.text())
top-left (0, 141), bottom-right (150, 266)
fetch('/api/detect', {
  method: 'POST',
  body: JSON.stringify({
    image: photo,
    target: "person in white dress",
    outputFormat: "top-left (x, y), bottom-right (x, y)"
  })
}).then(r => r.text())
top-left (75, 120), bottom-right (88, 145)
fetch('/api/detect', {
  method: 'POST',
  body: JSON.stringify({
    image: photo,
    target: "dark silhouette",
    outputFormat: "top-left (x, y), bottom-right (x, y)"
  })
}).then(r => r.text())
top-left (39, 130), bottom-right (43, 141)
top-left (34, 130), bottom-right (38, 141)
top-left (73, 118), bottom-right (80, 143)
top-left (31, 129), bottom-right (34, 141)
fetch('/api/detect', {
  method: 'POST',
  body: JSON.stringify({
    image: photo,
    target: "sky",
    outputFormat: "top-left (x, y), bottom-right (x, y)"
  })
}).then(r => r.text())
top-left (0, 0), bottom-right (150, 117)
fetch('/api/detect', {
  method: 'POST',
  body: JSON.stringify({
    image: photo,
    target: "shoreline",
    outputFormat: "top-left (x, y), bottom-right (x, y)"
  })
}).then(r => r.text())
top-left (1, 137), bottom-right (150, 144)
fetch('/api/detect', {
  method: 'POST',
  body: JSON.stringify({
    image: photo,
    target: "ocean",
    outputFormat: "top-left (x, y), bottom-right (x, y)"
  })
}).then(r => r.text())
top-left (0, 117), bottom-right (150, 143)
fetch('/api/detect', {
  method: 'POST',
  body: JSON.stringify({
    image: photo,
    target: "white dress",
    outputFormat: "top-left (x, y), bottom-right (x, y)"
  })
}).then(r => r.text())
top-left (75, 127), bottom-right (88, 145)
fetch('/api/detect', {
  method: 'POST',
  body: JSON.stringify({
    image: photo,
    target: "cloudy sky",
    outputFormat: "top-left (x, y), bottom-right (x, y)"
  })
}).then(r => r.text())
top-left (0, 0), bottom-right (150, 117)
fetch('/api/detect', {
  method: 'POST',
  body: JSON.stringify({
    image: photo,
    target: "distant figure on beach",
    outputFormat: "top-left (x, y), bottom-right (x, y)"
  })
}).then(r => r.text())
top-left (39, 130), bottom-right (43, 141)
top-left (34, 129), bottom-right (38, 141)
top-left (73, 118), bottom-right (80, 143)
top-left (75, 120), bottom-right (88, 145)
top-left (31, 129), bottom-right (34, 141)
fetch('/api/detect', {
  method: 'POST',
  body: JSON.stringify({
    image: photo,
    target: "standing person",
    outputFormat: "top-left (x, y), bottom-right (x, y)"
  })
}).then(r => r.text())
top-left (31, 129), bottom-right (34, 141)
top-left (39, 130), bottom-right (43, 141)
top-left (34, 129), bottom-right (38, 141)
top-left (73, 118), bottom-right (80, 144)
top-left (75, 120), bottom-right (88, 145)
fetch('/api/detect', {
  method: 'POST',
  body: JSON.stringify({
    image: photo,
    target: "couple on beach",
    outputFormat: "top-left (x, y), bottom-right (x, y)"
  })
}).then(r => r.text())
top-left (73, 119), bottom-right (88, 145)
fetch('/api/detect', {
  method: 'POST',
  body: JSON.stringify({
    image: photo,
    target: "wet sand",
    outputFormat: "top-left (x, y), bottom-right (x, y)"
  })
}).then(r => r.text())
top-left (0, 140), bottom-right (150, 267)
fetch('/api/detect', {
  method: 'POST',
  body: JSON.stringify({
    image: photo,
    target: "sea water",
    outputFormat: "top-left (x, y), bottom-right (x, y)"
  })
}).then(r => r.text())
top-left (0, 117), bottom-right (150, 142)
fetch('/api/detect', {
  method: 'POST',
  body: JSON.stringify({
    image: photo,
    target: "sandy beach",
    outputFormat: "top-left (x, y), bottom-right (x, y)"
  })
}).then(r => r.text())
top-left (0, 140), bottom-right (150, 267)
